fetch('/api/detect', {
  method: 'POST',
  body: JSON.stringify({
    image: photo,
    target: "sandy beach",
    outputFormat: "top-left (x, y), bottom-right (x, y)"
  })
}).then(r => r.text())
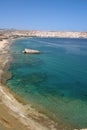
top-left (0, 39), bottom-right (77, 130)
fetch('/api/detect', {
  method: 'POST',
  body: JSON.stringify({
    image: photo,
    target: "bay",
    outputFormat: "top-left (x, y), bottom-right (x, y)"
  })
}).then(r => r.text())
top-left (6, 37), bottom-right (87, 128)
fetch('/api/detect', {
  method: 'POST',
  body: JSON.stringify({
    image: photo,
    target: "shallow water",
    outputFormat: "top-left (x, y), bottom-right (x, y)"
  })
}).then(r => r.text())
top-left (6, 37), bottom-right (87, 128)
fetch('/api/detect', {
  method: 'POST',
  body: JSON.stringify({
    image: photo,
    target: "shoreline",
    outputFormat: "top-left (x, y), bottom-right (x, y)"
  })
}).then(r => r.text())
top-left (0, 38), bottom-right (78, 130)
top-left (0, 40), bottom-right (61, 130)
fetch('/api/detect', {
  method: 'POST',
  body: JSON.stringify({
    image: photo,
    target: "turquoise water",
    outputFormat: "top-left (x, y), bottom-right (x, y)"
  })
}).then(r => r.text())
top-left (6, 38), bottom-right (87, 128)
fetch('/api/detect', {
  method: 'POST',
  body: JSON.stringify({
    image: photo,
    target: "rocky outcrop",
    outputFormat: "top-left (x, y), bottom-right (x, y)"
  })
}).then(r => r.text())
top-left (22, 48), bottom-right (41, 54)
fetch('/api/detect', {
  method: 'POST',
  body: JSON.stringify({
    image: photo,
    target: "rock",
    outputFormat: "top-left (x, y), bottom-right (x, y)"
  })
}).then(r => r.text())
top-left (22, 48), bottom-right (41, 54)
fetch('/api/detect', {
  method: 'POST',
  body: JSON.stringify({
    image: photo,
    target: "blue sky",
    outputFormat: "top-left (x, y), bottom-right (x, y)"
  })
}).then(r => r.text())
top-left (0, 0), bottom-right (87, 31)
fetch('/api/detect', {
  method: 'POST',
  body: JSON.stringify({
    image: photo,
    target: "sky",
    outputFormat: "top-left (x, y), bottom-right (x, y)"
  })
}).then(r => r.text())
top-left (0, 0), bottom-right (87, 31)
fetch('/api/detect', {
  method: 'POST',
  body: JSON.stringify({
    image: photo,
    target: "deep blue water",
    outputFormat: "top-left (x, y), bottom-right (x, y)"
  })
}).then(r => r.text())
top-left (6, 38), bottom-right (87, 128)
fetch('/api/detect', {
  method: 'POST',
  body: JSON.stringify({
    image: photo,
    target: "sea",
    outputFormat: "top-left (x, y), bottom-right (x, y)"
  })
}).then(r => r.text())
top-left (6, 37), bottom-right (87, 128)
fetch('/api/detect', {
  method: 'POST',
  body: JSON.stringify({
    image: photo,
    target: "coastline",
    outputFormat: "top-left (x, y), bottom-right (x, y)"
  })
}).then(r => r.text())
top-left (0, 38), bottom-right (77, 130)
